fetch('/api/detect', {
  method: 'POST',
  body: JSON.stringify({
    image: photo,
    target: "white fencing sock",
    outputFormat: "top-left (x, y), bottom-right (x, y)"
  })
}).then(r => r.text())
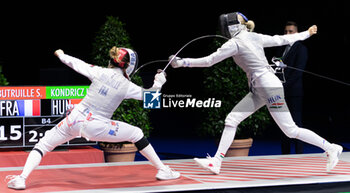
top-left (271, 111), bottom-right (333, 152)
top-left (139, 144), bottom-right (165, 170)
top-left (20, 150), bottom-right (43, 179)
top-left (296, 128), bottom-right (332, 151)
top-left (214, 125), bottom-right (237, 162)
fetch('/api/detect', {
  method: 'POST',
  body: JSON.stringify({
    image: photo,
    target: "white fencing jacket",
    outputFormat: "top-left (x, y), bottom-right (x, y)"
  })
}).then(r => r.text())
top-left (58, 54), bottom-right (143, 119)
top-left (183, 30), bottom-right (310, 84)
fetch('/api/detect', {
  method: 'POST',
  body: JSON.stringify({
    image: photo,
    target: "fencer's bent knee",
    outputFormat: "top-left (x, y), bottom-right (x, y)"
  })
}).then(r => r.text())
top-left (33, 142), bottom-right (50, 156)
top-left (225, 112), bottom-right (242, 128)
top-left (33, 132), bottom-right (59, 156)
top-left (129, 127), bottom-right (144, 143)
top-left (282, 125), bottom-right (300, 139)
top-left (33, 126), bottom-right (65, 156)
top-left (32, 148), bottom-right (44, 157)
top-left (135, 136), bottom-right (150, 151)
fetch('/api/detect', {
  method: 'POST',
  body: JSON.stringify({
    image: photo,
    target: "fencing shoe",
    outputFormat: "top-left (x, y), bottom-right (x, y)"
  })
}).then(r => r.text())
top-left (326, 144), bottom-right (343, 172)
top-left (194, 155), bottom-right (221, 175)
top-left (6, 175), bottom-right (26, 190)
top-left (156, 165), bottom-right (180, 180)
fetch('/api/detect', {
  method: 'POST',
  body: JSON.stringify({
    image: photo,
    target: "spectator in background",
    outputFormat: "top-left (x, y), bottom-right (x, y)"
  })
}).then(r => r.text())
top-left (277, 21), bottom-right (308, 154)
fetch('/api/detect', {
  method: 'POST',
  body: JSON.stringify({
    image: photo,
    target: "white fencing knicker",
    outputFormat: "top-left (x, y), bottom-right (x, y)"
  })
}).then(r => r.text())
top-left (34, 107), bottom-right (144, 156)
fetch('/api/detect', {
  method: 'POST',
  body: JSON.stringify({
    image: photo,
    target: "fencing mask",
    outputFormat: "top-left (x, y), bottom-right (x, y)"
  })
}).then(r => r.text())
top-left (123, 48), bottom-right (139, 77)
top-left (219, 12), bottom-right (249, 38)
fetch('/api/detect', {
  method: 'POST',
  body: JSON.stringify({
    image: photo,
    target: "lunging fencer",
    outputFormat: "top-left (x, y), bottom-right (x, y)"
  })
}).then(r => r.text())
top-left (7, 47), bottom-right (180, 190)
top-left (170, 12), bottom-right (342, 174)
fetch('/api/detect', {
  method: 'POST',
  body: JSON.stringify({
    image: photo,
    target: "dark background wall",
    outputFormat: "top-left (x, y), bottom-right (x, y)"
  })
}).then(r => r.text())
top-left (0, 1), bottom-right (348, 141)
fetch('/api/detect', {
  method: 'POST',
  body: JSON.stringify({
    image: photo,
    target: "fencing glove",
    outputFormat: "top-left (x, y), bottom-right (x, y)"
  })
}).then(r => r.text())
top-left (169, 55), bottom-right (188, 68)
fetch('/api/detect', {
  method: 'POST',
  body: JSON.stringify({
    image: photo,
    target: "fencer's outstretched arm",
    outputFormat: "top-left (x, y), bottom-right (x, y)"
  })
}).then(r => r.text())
top-left (125, 72), bottom-right (166, 101)
top-left (55, 49), bottom-right (166, 101)
top-left (171, 39), bottom-right (238, 68)
top-left (259, 25), bottom-right (317, 48)
top-left (54, 49), bottom-right (99, 80)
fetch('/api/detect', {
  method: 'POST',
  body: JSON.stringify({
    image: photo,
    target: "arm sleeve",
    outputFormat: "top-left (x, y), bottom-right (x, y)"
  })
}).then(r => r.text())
top-left (58, 54), bottom-right (101, 80)
top-left (260, 31), bottom-right (310, 48)
top-left (125, 82), bottom-right (143, 101)
top-left (184, 39), bottom-right (238, 67)
top-left (125, 82), bottom-right (165, 101)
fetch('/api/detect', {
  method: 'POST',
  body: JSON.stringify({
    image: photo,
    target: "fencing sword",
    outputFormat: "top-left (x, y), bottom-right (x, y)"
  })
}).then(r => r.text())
top-left (163, 34), bottom-right (229, 72)
top-left (271, 57), bottom-right (350, 86)
top-left (133, 34), bottom-right (349, 87)
top-left (130, 35), bottom-right (229, 78)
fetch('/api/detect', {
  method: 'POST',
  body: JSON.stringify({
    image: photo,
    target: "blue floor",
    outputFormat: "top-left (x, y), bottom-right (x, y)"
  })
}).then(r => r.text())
top-left (135, 137), bottom-right (350, 161)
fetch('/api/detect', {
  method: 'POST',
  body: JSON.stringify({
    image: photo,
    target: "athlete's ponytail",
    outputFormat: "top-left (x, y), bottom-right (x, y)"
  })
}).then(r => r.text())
top-left (245, 20), bottom-right (255, 32)
top-left (237, 14), bottom-right (255, 32)
top-left (109, 46), bottom-right (130, 79)
top-left (109, 46), bottom-right (130, 68)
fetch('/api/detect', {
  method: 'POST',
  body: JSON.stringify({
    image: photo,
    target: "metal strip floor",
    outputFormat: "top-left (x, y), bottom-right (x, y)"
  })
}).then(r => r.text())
top-left (1, 152), bottom-right (350, 193)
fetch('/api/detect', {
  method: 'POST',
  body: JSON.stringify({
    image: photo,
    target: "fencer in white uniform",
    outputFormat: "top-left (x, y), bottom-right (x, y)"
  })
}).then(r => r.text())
top-left (7, 47), bottom-right (180, 190)
top-left (170, 12), bottom-right (342, 174)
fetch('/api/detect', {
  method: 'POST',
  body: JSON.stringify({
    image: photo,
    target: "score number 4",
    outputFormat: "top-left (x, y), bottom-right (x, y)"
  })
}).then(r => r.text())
top-left (0, 125), bottom-right (22, 141)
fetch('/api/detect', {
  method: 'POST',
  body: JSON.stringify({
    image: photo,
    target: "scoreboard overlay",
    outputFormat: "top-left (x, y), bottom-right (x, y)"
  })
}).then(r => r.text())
top-left (0, 86), bottom-right (97, 148)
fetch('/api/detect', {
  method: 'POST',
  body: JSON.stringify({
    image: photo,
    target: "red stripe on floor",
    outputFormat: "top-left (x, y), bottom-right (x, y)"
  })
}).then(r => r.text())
top-left (1, 164), bottom-right (198, 193)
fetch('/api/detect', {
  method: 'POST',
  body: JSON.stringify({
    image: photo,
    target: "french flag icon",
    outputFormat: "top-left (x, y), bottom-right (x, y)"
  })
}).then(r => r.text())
top-left (17, 100), bottom-right (41, 116)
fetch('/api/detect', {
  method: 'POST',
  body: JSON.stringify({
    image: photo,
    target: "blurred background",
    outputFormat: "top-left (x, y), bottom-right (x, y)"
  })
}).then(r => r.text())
top-left (0, 1), bottom-right (348, 157)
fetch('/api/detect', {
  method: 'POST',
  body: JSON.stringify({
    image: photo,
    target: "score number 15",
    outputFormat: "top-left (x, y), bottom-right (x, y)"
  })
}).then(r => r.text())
top-left (0, 125), bottom-right (22, 141)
